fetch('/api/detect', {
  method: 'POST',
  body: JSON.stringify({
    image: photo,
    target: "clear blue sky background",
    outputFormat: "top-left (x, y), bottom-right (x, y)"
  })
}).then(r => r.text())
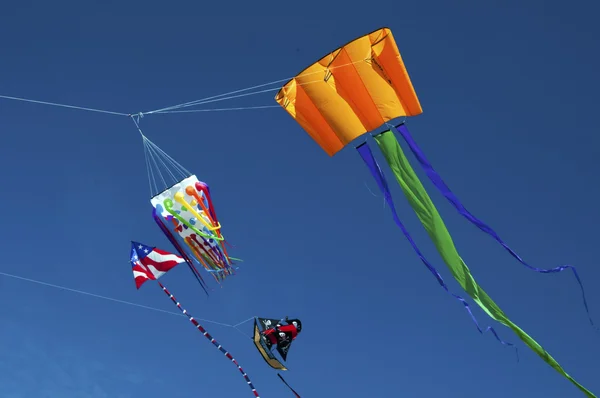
top-left (1, 1), bottom-right (598, 397)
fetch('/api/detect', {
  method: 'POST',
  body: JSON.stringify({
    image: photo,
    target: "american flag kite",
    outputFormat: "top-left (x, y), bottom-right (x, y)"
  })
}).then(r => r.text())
top-left (130, 241), bottom-right (185, 289)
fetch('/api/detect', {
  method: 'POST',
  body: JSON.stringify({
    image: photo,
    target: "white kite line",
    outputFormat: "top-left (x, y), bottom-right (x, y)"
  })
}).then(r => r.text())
top-left (0, 271), bottom-right (254, 331)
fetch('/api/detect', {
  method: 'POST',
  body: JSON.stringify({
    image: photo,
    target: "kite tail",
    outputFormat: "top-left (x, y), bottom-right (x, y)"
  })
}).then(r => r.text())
top-left (157, 281), bottom-right (260, 397)
top-left (393, 123), bottom-right (594, 327)
top-left (357, 143), bottom-right (517, 355)
top-left (372, 130), bottom-right (595, 397)
top-left (277, 373), bottom-right (301, 397)
top-left (152, 209), bottom-right (210, 296)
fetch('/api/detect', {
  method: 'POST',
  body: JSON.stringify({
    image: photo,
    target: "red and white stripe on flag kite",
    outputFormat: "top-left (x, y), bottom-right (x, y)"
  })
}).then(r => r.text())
top-left (130, 241), bottom-right (185, 289)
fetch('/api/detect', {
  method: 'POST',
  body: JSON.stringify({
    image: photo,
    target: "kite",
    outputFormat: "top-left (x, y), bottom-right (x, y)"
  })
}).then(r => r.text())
top-left (253, 317), bottom-right (304, 396)
top-left (131, 116), bottom-right (241, 295)
top-left (253, 317), bottom-right (303, 371)
top-left (129, 241), bottom-right (260, 397)
top-left (274, 27), bottom-right (595, 397)
top-left (151, 175), bottom-right (236, 286)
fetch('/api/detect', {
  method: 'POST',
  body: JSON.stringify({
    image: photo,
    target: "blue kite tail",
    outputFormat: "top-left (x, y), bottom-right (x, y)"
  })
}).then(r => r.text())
top-left (357, 142), bottom-right (518, 356)
top-left (394, 123), bottom-right (595, 328)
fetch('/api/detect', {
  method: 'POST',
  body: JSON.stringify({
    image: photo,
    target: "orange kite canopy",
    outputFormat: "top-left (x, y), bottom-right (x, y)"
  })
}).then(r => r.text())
top-left (275, 27), bottom-right (423, 156)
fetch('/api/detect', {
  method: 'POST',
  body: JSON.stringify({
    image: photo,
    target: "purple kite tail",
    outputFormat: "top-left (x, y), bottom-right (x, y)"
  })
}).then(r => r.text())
top-left (357, 142), bottom-right (519, 358)
top-left (152, 208), bottom-right (210, 296)
top-left (158, 281), bottom-right (260, 397)
top-left (394, 124), bottom-right (594, 327)
top-left (277, 373), bottom-right (301, 397)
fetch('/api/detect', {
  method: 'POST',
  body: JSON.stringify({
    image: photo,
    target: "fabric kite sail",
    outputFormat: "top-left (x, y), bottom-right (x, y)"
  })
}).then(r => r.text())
top-left (275, 27), bottom-right (595, 397)
top-left (130, 241), bottom-right (186, 288)
top-left (253, 317), bottom-right (290, 371)
top-left (151, 174), bottom-right (236, 285)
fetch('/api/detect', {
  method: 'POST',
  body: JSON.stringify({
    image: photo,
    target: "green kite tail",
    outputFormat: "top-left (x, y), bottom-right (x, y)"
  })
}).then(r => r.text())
top-left (373, 130), bottom-right (595, 397)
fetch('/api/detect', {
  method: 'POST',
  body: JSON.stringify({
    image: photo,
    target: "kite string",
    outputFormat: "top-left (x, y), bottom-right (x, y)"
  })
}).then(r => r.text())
top-left (0, 271), bottom-right (253, 329)
top-left (0, 94), bottom-right (129, 116)
top-left (144, 78), bottom-right (321, 116)
top-left (132, 115), bottom-right (194, 197)
top-left (142, 58), bottom-right (368, 115)
top-left (156, 105), bottom-right (281, 114)
top-left (0, 92), bottom-right (278, 117)
top-left (0, 59), bottom-right (369, 118)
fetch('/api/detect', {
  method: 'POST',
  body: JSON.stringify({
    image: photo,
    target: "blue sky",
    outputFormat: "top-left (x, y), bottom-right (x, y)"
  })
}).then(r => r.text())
top-left (1, 1), bottom-right (599, 397)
